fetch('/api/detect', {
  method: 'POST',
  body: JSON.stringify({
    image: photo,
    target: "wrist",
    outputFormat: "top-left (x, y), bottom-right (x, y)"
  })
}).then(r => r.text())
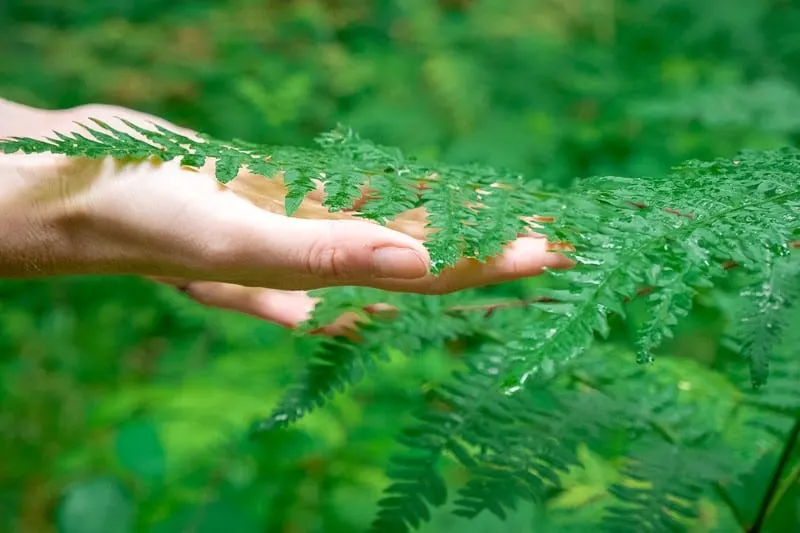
top-left (0, 100), bottom-right (212, 279)
top-left (0, 153), bottom-right (114, 277)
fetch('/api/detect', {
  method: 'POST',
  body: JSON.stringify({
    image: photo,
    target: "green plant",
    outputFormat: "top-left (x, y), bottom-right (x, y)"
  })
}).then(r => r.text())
top-left (2, 121), bottom-right (798, 533)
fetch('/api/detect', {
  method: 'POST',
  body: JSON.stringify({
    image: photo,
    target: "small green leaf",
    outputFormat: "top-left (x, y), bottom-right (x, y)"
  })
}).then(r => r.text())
top-left (180, 153), bottom-right (206, 169)
top-left (215, 155), bottom-right (244, 183)
top-left (283, 169), bottom-right (317, 216)
top-left (284, 193), bottom-right (305, 216)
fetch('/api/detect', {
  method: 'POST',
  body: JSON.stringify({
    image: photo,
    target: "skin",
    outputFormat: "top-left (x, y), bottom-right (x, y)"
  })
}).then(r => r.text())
top-left (0, 98), bottom-right (573, 331)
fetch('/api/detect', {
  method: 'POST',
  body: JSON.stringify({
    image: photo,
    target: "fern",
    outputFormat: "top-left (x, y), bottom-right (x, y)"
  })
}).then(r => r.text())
top-left (727, 255), bottom-right (800, 387)
top-left (257, 290), bottom-right (478, 433)
top-left (2, 121), bottom-right (799, 533)
top-left (603, 438), bottom-right (733, 533)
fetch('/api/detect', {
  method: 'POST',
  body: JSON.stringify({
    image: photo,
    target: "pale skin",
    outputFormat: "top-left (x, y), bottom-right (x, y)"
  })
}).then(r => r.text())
top-left (0, 98), bottom-right (573, 332)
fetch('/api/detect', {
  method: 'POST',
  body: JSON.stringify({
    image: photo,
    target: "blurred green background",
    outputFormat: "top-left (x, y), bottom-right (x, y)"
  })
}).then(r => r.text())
top-left (1, 1), bottom-right (799, 532)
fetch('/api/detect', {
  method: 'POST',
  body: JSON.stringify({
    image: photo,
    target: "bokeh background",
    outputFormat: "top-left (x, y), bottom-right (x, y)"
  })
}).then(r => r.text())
top-left (0, 1), bottom-right (799, 532)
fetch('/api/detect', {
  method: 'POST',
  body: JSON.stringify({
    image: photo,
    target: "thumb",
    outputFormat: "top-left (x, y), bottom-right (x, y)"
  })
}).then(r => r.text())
top-left (264, 216), bottom-right (432, 285)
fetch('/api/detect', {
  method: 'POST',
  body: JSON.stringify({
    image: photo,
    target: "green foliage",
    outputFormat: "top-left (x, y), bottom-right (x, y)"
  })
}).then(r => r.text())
top-left (2, 116), bottom-right (798, 533)
top-left (727, 256), bottom-right (800, 387)
top-left (2, 1), bottom-right (800, 532)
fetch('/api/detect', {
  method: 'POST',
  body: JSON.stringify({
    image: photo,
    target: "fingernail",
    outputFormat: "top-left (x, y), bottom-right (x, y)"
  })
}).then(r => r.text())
top-left (373, 247), bottom-right (430, 279)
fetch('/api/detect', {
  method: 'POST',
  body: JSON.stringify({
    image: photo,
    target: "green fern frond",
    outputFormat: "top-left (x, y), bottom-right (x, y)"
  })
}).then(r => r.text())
top-left (370, 339), bottom-right (616, 531)
top-left (258, 291), bottom-right (477, 434)
top-left (727, 253), bottom-right (800, 387)
top-left (369, 344), bottom-right (516, 532)
top-left (738, 328), bottom-right (800, 421)
top-left (568, 349), bottom-right (755, 532)
top-left (497, 149), bottom-right (799, 388)
top-left (603, 438), bottom-right (733, 533)
top-left (452, 390), bottom-right (619, 520)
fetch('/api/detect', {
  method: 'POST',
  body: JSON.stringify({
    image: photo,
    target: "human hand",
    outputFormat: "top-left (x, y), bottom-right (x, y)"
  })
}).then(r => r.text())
top-left (0, 101), bottom-right (573, 330)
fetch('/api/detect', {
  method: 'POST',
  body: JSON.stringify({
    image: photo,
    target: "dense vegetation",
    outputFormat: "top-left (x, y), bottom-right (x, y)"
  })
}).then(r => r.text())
top-left (1, 1), bottom-right (798, 532)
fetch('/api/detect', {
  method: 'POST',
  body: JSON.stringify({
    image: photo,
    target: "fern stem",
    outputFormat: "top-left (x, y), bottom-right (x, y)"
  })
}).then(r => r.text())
top-left (765, 463), bottom-right (800, 521)
top-left (714, 483), bottom-right (749, 532)
top-left (747, 415), bottom-right (800, 532)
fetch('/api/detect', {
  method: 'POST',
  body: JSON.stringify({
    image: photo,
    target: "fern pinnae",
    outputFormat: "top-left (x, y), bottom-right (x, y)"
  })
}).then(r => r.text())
top-left (539, 151), bottom-right (797, 372)
top-left (634, 257), bottom-right (698, 364)
top-left (357, 167), bottom-right (420, 223)
top-left (258, 291), bottom-right (480, 435)
top-left (373, 322), bottom-right (602, 529)
top-left (735, 280), bottom-right (800, 423)
top-left (421, 171), bottom-right (483, 273)
top-left (576, 350), bottom-right (739, 533)
top-left (470, 179), bottom-right (530, 260)
top-left (603, 438), bottom-right (733, 533)
top-left (452, 389), bottom-right (618, 520)
top-left (370, 344), bottom-right (521, 532)
top-left (728, 253), bottom-right (800, 387)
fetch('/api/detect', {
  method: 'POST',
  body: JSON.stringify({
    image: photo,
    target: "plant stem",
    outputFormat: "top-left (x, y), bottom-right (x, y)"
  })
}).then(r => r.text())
top-left (766, 463), bottom-right (800, 519)
top-left (747, 415), bottom-right (800, 532)
top-left (715, 482), bottom-right (750, 532)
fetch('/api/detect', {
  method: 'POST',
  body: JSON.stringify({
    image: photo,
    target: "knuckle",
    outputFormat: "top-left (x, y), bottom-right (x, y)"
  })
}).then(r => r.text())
top-left (306, 244), bottom-right (344, 279)
top-left (501, 254), bottom-right (525, 278)
top-left (303, 222), bottom-right (359, 281)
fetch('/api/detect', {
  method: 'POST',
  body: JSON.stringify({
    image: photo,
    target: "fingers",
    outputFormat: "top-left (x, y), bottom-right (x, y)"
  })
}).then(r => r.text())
top-left (158, 157), bottom-right (573, 294)
top-left (185, 282), bottom-right (319, 327)
top-left (152, 276), bottom-right (390, 337)
top-left (215, 207), bottom-right (573, 293)
top-left (150, 237), bottom-right (572, 337)
top-left (151, 235), bottom-right (571, 339)
top-left (154, 276), bottom-right (318, 328)
top-left (362, 236), bottom-right (574, 295)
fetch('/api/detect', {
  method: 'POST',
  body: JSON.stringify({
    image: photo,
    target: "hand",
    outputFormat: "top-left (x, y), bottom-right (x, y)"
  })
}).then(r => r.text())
top-left (0, 101), bottom-right (573, 330)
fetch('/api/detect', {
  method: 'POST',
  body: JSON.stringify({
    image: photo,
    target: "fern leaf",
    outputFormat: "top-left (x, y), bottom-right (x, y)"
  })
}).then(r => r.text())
top-left (603, 439), bottom-right (732, 533)
top-left (736, 300), bottom-right (800, 420)
top-left (0, 121), bottom-right (533, 271)
top-left (728, 254), bottom-right (800, 387)
top-left (634, 259), bottom-right (697, 364)
top-left (452, 390), bottom-right (618, 520)
top-left (370, 344), bottom-right (518, 532)
top-left (501, 150), bottom-right (799, 387)
top-left (257, 291), bottom-right (476, 434)
top-left (420, 172), bottom-right (482, 273)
